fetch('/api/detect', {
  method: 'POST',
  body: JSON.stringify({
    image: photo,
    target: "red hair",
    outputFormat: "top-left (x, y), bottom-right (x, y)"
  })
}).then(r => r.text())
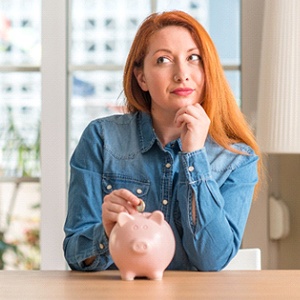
top-left (123, 11), bottom-right (262, 195)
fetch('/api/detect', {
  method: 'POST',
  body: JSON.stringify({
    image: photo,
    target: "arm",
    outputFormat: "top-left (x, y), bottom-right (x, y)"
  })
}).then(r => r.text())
top-left (63, 166), bottom-right (112, 271)
top-left (63, 121), bottom-right (141, 271)
top-left (177, 147), bottom-right (258, 271)
top-left (63, 122), bottom-right (111, 271)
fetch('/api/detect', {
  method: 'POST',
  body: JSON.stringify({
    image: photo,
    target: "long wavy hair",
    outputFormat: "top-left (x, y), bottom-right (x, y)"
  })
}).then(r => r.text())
top-left (123, 11), bottom-right (262, 195)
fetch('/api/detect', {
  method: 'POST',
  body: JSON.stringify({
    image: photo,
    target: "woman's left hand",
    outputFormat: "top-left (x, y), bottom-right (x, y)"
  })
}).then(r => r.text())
top-left (174, 103), bottom-right (210, 152)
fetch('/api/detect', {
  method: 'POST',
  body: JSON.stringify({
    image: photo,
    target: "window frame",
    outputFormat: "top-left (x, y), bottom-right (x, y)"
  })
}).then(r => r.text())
top-left (40, 0), bottom-right (68, 269)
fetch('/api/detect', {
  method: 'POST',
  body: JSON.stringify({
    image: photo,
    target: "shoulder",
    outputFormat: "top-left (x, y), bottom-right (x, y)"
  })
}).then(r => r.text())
top-left (205, 136), bottom-right (258, 172)
top-left (97, 112), bottom-right (139, 125)
top-left (82, 113), bottom-right (139, 137)
top-left (88, 113), bottom-right (138, 128)
top-left (85, 112), bottom-right (147, 159)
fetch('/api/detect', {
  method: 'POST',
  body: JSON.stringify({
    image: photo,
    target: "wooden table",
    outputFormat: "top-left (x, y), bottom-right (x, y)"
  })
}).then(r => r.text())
top-left (1, 270), bottom-right (299, 299)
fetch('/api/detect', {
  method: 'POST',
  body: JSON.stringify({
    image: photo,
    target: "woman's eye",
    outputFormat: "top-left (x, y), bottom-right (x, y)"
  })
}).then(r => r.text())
top-left (188, 54), bottom-right (201, 61)
top-left (157, 57), bottom-right (170, 64)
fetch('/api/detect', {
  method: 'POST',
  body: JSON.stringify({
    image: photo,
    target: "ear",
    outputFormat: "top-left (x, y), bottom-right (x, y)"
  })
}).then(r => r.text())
top-left (149, 211), bottom-right (164, 225)
top-left (117, 212), bottom-right (134, 227)
top-left (133, 67), bottom-right (149, 91)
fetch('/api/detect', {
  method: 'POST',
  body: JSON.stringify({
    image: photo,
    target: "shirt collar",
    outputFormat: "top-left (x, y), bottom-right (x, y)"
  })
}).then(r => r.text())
top-left (137, 112), bottom-right (183, 153)
top-left (137, 112), bottom-right (157, 153)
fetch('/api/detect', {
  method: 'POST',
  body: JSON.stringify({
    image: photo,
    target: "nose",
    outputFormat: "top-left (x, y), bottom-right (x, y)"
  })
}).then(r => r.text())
top-left (174, 74), bottom-right (189, 82)
top-left (132, 240), bottom-right (148, 254)
top-left (173, 62), bottom-right (189, 82)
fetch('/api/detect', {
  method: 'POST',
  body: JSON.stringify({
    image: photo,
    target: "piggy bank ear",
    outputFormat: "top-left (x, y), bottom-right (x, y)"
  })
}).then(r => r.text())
top-left (149, 211), bottom-right (164, 225)
top-left (117, 212), bottom-right (134, 227)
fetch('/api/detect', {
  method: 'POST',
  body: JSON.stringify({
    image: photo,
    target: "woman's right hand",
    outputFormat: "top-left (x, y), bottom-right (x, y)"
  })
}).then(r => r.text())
top-left (102, 189), bottom-right (141, 237)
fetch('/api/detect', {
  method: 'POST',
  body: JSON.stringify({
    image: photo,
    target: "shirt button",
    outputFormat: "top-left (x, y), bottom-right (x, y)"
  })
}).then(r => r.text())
top-left (107, 184), bottom-right (112, 190)
top-left (99, 243), bottom-right (105, 250)
top-left (165, 163), bottom-right (172, 168)
top-left (136, 188), bottom-right (143, 194)
top-left (188, 166), bottom-right (195, 172)
top-left (162, 199), bottom-right (168, 205)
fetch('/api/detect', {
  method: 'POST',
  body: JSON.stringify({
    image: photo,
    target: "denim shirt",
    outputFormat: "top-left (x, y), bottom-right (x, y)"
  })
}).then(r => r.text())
top-left (63, 112), bottom-right (258, 272)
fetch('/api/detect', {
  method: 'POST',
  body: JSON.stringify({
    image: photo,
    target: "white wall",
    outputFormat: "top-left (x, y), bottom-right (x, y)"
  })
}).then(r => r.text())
top-left (241, 0), bottom-right (278, 270)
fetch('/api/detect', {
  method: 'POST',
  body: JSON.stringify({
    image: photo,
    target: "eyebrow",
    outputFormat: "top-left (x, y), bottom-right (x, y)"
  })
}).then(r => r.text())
top-left (152, 47), bottom-right (199, 56)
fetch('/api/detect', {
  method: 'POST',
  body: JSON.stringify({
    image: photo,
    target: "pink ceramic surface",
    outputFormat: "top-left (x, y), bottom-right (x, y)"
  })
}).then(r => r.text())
top-left (109, 210), bottom-right (175, 280)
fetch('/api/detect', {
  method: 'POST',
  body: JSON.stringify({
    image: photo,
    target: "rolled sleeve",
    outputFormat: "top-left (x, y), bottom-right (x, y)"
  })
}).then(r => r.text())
top-left (63, 223), bottom-right (111, 271)
top-left (177, 146), bottom-right (258, 271)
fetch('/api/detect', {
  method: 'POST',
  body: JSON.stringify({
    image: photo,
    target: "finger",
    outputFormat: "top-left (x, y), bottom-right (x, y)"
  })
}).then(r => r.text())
top-left (175, 110), bottom-right (198, 128)
top-left (176, 104), bottom-right (209, 126)
top-left (183, 103), bottom-right (205, 119)
top-left (174, 104), bottom-right (199, 124)
top-left (104, 189), bottom-right (141, 214)
top-left (110, 189), bottom-right (141, 206)
top-left (103, 199), bottom-right (129, 214)
top-left (101, 207), bottom-right (119, 237)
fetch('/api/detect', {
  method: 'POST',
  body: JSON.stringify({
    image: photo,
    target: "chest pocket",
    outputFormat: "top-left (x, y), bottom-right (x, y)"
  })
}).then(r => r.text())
top-left (102, 174), bottom-right (150, 200)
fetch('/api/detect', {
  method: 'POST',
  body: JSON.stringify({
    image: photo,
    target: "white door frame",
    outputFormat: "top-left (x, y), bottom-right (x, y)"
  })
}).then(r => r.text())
top-left (40, 0), bottom-right (68, 270)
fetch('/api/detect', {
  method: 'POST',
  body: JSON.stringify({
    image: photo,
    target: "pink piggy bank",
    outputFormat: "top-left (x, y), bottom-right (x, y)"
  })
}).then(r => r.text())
top-left (109, 210), bottom-right (175, 280)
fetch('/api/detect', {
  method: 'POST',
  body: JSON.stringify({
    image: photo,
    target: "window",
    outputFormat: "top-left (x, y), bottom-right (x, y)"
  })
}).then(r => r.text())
top-left (0, 0), bottom-right (41, 269)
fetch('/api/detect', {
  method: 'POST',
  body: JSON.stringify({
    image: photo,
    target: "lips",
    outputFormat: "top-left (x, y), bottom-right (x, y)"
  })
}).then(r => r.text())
top-left (171, 88), bottom-right (194, 96)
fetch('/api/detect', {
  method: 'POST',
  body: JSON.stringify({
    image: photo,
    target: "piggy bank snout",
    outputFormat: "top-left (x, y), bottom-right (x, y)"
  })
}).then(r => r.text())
top-left (131, 240), bottom-right (148, 254)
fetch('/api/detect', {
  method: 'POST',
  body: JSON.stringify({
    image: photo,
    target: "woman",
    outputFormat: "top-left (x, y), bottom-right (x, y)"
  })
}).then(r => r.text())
top-left (63, 11), bottom-right (262, 271)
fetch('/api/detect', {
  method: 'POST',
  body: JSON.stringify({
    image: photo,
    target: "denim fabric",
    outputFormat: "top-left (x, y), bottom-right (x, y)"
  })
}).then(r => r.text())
top-left (63, 112), bottom-right (258, 271)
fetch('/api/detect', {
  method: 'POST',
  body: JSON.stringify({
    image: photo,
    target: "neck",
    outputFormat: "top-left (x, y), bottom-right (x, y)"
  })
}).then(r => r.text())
top-left (151, 112), bottom-right (180, 147)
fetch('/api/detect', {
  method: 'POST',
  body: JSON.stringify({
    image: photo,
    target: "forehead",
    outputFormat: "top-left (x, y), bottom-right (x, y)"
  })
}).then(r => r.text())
top-left (147, 25), bottom-right (198, 52)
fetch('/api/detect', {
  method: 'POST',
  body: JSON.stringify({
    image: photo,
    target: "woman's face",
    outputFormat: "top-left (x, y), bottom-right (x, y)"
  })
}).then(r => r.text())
top-left (134, 25), bottom-right (205, 117)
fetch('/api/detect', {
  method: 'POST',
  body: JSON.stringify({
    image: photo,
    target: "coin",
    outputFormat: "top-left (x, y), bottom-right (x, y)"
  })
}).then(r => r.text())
top-left (137, 199), bottom-right (146, 212)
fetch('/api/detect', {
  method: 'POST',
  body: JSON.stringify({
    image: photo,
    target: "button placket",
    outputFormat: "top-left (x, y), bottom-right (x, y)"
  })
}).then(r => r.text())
top-left (161, 152), bottom-right (173, 216)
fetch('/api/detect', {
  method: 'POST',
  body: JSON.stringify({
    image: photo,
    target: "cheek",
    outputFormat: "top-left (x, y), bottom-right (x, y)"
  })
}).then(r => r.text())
top-left (195, 70), bottom-right (205, 88)
top-left (145, 72), bottom-right (167, 91)
top-left (200, 76), bottom-right (205, 89)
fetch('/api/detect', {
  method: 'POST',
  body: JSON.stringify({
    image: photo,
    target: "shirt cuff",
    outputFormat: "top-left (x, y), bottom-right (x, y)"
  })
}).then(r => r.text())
top-left (78, 224), bottom-right (111, 271)
top-left (179, 148), bottom-right (211, 183)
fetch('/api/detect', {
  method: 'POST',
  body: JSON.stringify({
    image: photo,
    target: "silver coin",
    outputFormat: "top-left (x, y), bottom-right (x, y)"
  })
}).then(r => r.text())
top-left (137, 200), bottom-right (146, 212)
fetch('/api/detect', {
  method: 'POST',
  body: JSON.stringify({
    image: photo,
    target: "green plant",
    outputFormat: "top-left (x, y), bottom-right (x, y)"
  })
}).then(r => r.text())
top-left (0, 232), bottom-right (18, 269)
top-left (1, 105), bottom-right (40, 177)
top-left (0, 202), bottom-right (41, 270)
top-left (0, 105), bottom-right (41, 269)
top-left (11, 224), bottom-right (40, 270)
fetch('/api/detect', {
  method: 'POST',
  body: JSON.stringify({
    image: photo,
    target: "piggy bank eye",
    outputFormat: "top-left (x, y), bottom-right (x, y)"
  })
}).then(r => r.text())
top-left (133, 224), bottom-right (139, 230)
top-left (143, 225), bottom-right (148, 230)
